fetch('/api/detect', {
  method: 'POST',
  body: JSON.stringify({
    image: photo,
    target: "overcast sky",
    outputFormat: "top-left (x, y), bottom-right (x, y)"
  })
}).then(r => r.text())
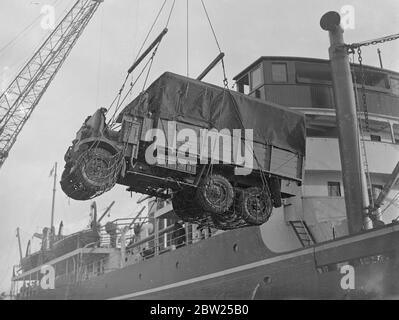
top-left (0, 0), bottom-right (398, 292)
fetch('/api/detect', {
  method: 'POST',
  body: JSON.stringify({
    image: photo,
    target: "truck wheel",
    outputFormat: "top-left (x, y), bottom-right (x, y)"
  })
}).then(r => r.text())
top-left (60, 147), bottom-right (119, 200)
top-left (196, 174), bottom-right (234, 214)
top-left (212, 211), bottom-right (243, 230)
top-left (239, 186), bottom-right (272, 225)
top-left (60, 166), bottom-right (95, 201)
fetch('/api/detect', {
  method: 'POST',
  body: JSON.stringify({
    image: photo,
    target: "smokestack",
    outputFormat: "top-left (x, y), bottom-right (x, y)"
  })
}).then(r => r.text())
top-left (320, 11), bottom-right (370, 234)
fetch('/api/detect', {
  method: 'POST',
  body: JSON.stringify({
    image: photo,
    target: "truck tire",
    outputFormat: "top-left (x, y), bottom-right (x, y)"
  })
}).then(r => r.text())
top-left (60, 147), bottom-right (119, 200)
top-left (239, 186), bottom-right (273, 225)
top-left (196, 174), bottom-right (234, 214)
top-left (211, 188), bottom-right (245, 230)
top-left (212, 211), bottom-right (245, 230)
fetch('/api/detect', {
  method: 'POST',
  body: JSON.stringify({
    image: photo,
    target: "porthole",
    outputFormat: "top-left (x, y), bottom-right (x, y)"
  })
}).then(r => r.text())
top-left (263, 276), bottom-right (271, 284)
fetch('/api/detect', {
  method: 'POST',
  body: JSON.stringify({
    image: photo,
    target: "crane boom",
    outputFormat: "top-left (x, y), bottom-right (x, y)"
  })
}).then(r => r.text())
top-left (0, 0), bottom-right (103, 170)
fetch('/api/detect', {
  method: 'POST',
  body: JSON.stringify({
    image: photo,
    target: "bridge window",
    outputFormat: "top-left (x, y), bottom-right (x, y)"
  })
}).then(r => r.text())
top-left (370, 134), bottom-right (382, 142)
top-left (305, 114), bottom-right (338, 138)
top-left (393, 124), bottom-right (399, 144)
top-left (352, 69), bottom-right (389, 89)
top-left (391, 77), bottom-right (399, 95)
top-left (296, 62), bottom-right (332, 84)
top-left (359, 119), bottom-right (392, 143)
top-left (328, 182), bottom-right (341, 197)
top-left (249, 89), bottom-right (262, 99)
top-left (236, 74), bottom-right (250, 94)
top-left (250, 65), bottom-right (263, 89)
top-left (271, 63), bottom-right (288, 83)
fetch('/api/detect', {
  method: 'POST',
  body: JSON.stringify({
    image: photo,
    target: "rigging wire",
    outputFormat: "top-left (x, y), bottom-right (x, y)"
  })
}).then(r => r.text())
top-left (186, 0), bottom-right (189, 77)
top-left (200, 0), bottom-right (222, 53)
top-left (132, 0), bottom-right (168, 68)
top-left (380, 191), bottom-right (399, 217)
top-left (0, 17), bottom-right (42, 58)
top-left (105, 0), bottom-right (175, 124)
top-left (0, 0), bottom-right (63, 59)
top-left (95, 5), bottom-right (105, 107)
top-left (199, 0), bottom-right (228, 84)
top-left (165, 0), bottom-right (176, 29)
top-left (350, 53), bottom-right (374, 210)
top-left (107, 47), bottom-right (160, 125)
top-left (0, 0), bottom-right (76, 90)
top-left (344, 33), bottom-right (399, 219)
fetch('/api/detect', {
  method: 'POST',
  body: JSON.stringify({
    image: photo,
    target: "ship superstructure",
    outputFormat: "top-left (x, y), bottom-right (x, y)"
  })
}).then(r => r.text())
top-left (234, 56), bottom-right (399, 242)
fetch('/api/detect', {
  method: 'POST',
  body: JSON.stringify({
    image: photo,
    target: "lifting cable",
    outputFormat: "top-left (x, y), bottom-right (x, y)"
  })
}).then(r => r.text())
top-left (95, 5), bottom-right (105, 107)
top-left (198, 1), bottom-right (271, 193)
top-left (132, 0), bottom-right (169, 69)
top-left (186, 0), bottom-right (189, 77)
top-left (105, 0), bottom-right (176, 126)
top-left (198, 0), bottom-right (271, 190)
top-left (200, 0), bottom-right (228, 87)
top-left (69, 1), bottom-right (177, 197)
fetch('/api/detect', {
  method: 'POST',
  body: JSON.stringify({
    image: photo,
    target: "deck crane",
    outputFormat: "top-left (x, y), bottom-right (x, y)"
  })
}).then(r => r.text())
top-left (0, 0), bottom-right (103, 170)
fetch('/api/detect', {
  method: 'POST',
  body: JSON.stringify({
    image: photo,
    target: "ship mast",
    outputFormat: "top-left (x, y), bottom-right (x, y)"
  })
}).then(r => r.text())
top-left (320, 12), bottom-right (371, 234)
top-left (16, 228), bottom-right (23, 264)
top-left (50, 162), bottom-right (57, 241)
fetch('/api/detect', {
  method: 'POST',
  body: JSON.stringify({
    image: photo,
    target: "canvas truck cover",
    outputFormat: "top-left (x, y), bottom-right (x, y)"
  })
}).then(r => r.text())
top-left (118, 72), bottom-right (306, 157)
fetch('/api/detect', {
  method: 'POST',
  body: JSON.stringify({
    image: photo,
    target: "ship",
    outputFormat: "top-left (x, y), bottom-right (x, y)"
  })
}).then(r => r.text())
top-left (9, 11), bottom-right (399, 300)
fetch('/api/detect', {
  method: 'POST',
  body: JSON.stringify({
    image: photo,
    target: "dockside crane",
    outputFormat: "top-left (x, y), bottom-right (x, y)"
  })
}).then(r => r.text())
top-left (0, 0), bottom-right (103, 170)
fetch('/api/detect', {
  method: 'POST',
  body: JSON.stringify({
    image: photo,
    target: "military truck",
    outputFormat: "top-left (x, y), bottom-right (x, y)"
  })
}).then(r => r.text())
top-left (61, 72), bottom-right (305, 230)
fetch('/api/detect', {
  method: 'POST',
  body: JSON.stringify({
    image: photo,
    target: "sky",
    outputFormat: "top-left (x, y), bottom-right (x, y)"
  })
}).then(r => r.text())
top-left (0, 0), bottom-right (398, 293)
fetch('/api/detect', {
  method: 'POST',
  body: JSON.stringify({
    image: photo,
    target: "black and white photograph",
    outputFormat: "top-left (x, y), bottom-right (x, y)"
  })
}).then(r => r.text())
top-left (0, 0), bottom-right (398, 306)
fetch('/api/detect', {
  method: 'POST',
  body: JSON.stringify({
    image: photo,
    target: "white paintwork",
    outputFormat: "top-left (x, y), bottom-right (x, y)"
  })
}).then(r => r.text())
top-left (259, 207), bottom-right (302, 253)
top-left (305, 137), bottom-right (399, 174)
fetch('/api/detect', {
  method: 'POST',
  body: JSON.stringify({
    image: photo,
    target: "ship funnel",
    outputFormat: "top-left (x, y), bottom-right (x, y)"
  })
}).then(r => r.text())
top-left (320, 11), bottom-right (371, 234)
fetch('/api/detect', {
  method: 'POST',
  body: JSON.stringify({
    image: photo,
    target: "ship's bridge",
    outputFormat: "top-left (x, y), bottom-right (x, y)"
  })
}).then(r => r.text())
top-left (233, 56), bottom-right (399, 247)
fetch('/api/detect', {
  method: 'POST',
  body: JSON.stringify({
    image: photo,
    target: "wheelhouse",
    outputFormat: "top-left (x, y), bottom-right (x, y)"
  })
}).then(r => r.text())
top-left (234, 56), bottom-right (399, 144)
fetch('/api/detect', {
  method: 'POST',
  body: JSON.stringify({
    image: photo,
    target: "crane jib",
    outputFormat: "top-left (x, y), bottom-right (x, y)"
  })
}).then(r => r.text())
top-left (0, 0), bottom-right (103, 170)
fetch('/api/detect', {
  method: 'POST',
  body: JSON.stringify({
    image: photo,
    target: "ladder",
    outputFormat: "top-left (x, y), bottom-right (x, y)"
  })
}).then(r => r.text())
top-left (0, 0), bottom-right (103, 170)
top-left (289, 220), bottom-right (315, 247)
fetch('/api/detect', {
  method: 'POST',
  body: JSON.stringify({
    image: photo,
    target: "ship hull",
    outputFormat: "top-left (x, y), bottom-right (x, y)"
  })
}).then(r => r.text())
top-left (24, 223), bottom-right (399, 300)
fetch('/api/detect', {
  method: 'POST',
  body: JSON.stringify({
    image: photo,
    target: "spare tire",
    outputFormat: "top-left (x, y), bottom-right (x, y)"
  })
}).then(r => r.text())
top-left (239, 186), bottom-right (273, 225)
top-left (60, 147), bottom-right (119, 200)
top-left (196, 174), bottom-right (234, 214)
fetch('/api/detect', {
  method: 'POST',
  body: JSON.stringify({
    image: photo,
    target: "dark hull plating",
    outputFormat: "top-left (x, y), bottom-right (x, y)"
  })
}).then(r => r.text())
top-left (25, 223), bottom-right (399, 300)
